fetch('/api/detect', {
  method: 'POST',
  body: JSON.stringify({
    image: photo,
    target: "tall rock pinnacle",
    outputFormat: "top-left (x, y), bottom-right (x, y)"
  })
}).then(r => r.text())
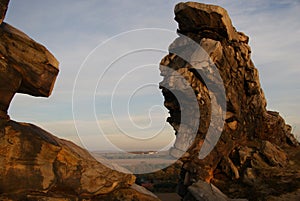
top-left (160, 2), bottom-right (300, 200)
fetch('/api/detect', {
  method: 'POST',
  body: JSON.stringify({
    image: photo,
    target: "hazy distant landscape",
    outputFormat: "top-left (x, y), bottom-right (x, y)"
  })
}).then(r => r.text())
top-left (93, 150), bottom-right (182, 196)
top-left (92, 150), bottom-right (177, 173)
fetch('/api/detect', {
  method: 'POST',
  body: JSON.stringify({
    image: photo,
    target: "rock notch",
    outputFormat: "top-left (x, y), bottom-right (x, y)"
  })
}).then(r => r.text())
top-left (160, 2), bottom-right (300, 200)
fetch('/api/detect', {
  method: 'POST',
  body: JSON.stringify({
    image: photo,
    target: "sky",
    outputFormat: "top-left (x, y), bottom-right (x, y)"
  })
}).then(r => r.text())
top-left (4, 0), bottom-right (300, 152)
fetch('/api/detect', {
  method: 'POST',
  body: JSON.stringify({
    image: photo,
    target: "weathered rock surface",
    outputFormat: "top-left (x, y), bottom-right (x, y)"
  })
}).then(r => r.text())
top-left (184, 180), bottom-right (248, 201)
top-left (0, 22), bottom-right (59, 96)
top-left (0, 22), bottom-right (59, 119)
top-left (0, 121), bottom-right (159, 200)
top-left (160, 2), bottom-right (300, 201)
top-left (0, 121), bottom-right (134, 196)
top-left (0, 0), bottom-right (59, 120)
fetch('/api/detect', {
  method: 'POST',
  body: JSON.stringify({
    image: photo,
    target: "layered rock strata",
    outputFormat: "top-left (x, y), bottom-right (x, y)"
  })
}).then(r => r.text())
top-left (0, 1), bottom-right (59, 119)
top-left (0, 121), bottom-right (134, 199)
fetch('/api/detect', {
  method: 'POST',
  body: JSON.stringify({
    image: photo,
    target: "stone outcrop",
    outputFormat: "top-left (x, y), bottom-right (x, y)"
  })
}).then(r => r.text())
top-left (0, 121), bottom-right (131, 199)
top-left (0, 121), bottom-right (159, 200)
top-left (160, 2), bottom-right (300, 201)
top-left (0, 122), bottom-right (159, 201)
top-left (0, 21), bottom-right (59, 120)
top-left (0, 22), bottom-right (59, 96)
top-left (0, 0), bottom-right (59, 120)
top-left (0, 1), bottom-right (159, 200)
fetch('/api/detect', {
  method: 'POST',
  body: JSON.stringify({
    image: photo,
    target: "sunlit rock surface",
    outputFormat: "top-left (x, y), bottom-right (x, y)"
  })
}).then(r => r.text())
top-left (160, 2), bottom-right (300, 201)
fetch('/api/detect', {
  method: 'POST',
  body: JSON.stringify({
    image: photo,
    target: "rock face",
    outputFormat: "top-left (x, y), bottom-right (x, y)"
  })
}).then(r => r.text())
top-left (0, 2), bottom-right (159, 201)
top-left (0, 122), bottom-right (159, 201)
top-left (160, 2), bottom-right (300, 201)
top-left (0, 22), bottom-right (59, 96)
top-left (0, 121), bottom-right (132, 199)
top-left (0, 0), bottom-right (59, 120)
top-left (0, 21), bottom-right (59, 120)
top-left (0, 121), bottom-right (159, 200)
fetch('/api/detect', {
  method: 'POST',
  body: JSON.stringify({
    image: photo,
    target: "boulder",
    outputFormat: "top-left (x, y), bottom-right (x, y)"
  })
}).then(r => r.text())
top-left (0, 22), bottom-right (59, 119)
top-left (174, 2), bottom-right (238, 41)
top-left (0, 22), bottom-right (59, 97)
top-left (0, 121), bottom-right (159, 201)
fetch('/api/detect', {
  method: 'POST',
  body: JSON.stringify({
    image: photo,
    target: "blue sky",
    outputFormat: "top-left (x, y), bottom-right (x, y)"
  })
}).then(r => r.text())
top-left (5, 0), bottom-right (300, 151)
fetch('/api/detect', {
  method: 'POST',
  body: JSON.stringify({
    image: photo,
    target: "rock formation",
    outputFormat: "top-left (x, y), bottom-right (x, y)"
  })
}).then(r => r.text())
top-left (0, 0), bottom-right (59, 120)
top-left (0, 1), bottom-right (159, 200)
top-left (0, 121), bottom-right (159, 200)
top-left (160, 2), bottom-right (300, 201)
top-left (0, 22), bottom-right (59, 120)
top-left (0, 121), bottom-right (131, 199)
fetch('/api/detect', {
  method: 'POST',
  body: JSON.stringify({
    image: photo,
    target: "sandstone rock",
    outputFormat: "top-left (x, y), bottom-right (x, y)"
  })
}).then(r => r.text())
top-left (0, 0), bottom-right (9, 24)
top-left (227, 121), bottom-right (238, 131)
top-left (0, 22), bottom-right (59, 96)
top-left (261, 140), bottom-right (287, 167)
top-left (0, 60), bottom-right (21, 120)
top-left (160, 2), bottom-right (300, 200)
top-left (186, 180), bottom-right (248, 201)
top-left (0, 121), bottom-right (133, 198)
top-left (175, 2), bottom-right (238, 41)
top-left (130, 184), bottom-right (159, 199)
top-left (286, 132), bottom-right (299, 146)
top-left (0, 121), bottom-right (159, 200)
top-left (0, 22), bottom-right (59, 119)
top-left (242, 168), bottom-right (256, 186)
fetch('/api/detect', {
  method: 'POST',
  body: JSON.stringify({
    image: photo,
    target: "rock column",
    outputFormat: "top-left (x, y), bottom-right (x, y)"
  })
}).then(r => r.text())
top-left (160, 2), bottom-right (300, 200)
